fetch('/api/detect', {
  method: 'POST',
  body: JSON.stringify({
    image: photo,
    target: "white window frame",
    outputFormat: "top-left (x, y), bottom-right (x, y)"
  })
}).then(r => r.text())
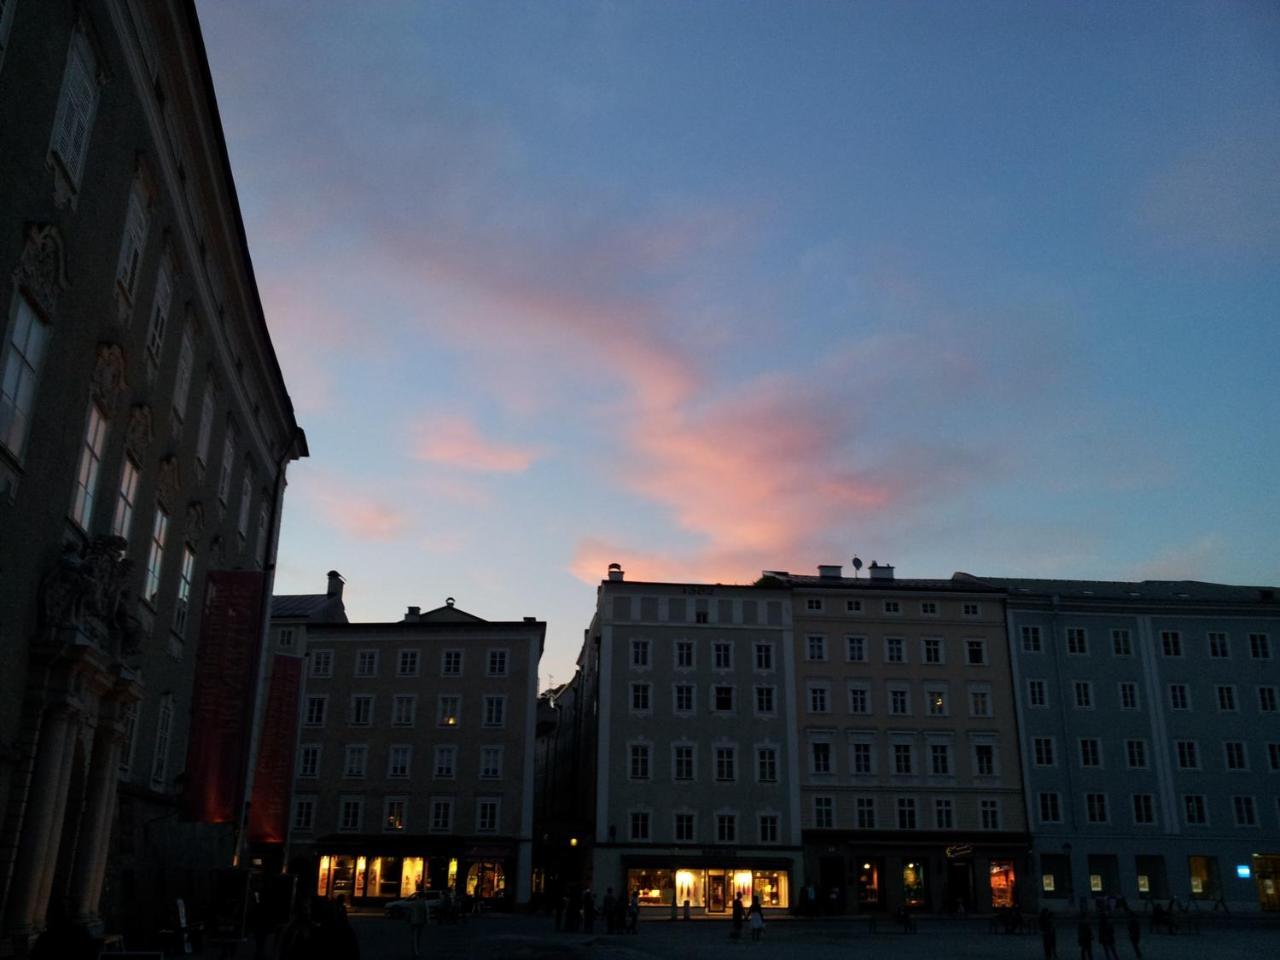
top-left (112, 456), bottom-right (140, 541)
top-left (1, 294), bottom-right (51, 460)
top-left (48, 27), bottom-right (100, 191)
top-left (70, 401), bottom-right (108, 530)
top-left (144, 506), bottom-right (169, 605)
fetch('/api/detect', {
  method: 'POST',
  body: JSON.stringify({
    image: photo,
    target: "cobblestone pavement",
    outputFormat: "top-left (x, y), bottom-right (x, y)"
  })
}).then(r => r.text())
top-left (347, 912), bottom-right (1280, 960)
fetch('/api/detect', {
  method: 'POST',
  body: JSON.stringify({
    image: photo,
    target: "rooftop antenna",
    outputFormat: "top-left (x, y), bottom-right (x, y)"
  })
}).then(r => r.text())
top-left (852, 556), bottom-right (863, 579)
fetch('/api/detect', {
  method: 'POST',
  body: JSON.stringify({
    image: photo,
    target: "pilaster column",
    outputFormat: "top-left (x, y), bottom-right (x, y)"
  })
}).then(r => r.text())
top-left (69, 716), bottom-right (124, 923)
top-left (34, 710), bottom-right (83, 923)
top-left (3, 706), bottom-right (74, 937)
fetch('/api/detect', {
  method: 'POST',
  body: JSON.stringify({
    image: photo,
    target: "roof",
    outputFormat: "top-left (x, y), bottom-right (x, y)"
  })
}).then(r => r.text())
top-left (417, 603), bottom-right (486, 623)
top-left (761, 572), bottom-right (997, 594)
top-left (270, 593), bottom-right (348, 622)
top-left (965, 576), bottom-right (1279, 605)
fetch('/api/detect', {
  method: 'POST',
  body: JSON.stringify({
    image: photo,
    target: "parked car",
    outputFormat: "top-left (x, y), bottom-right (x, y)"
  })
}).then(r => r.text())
top-left (384, 890), bottom-right (445, 921)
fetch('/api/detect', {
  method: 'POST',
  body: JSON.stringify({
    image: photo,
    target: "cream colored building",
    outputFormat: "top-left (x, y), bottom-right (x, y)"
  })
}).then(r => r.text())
top-left (769, 563), bottom-right (1028, 914)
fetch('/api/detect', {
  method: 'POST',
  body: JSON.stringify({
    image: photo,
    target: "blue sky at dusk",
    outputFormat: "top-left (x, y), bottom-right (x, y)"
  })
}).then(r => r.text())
top-left (195, 1), bottom-right (1280, 689)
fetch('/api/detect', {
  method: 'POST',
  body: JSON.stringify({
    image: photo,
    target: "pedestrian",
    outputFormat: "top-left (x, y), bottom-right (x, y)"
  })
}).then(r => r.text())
top-left (627, 889), bottom-right (640, 933)
top-left (1098, 912), bottom-right (1119, 960)
top-left (1077, 915), bottom-right (1094, 960)
top-left (603, 888), bottom-right (616, 934)
top-left (1039, 908), bottom-right (1057, 960)
top-left (731, 893), bottom-right (744, 940)
top-left (1126, 910), bottom-right (1141, 958)
top-left (407, 892), bottom-right (429, 958)
top-left (277, 897), bottom-right (315, 960)
top-left (319, 895), bottom-right (361, 960)
top-left (583, 889), bottom-right (596, 934)
top-left (747, 895), bottom-right (765, 942)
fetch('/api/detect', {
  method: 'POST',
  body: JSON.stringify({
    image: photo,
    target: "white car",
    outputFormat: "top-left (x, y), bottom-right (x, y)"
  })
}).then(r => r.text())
top-left (384, 890), bottom-right (445, 921)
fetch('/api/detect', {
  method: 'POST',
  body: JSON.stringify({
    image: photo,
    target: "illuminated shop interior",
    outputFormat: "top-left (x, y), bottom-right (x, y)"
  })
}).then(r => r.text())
top-left (315, 855), bottom-right (436, 899)
top-left (626, 868), bottom-right (789, 911)
top-left (989, 861), bottom-right (1016, 908)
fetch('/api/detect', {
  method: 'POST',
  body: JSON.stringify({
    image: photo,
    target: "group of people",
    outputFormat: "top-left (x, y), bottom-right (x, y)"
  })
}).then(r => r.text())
top-left (555, 886), bottom-right (639, 934)
top-left (276, 894), bottom-right (361, 960)
top-left (730, 893), bottom-right (767, 941)
top-left (1039, 905), bottom-right (1143, 960)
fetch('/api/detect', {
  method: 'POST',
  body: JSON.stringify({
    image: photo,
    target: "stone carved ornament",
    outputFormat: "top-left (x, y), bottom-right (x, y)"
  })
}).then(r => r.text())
top-left (156, 456), bottom-right (181, 511)
top-left (125, 404), bottom-right (152, 457)
top-left (90, 343), bottom-right (128, 416)
top-left (185, 500), bottom-right (205, 545)
top-left (38, 536), bottom-right (146, 659)
top-left (12, 223), bottom-right (68, 318)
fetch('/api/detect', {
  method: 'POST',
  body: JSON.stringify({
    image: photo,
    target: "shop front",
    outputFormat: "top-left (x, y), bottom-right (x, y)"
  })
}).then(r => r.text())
top-left (308, 837), bottom-right (518, 906)
top-left (620, 857), bottom-right (793, 913)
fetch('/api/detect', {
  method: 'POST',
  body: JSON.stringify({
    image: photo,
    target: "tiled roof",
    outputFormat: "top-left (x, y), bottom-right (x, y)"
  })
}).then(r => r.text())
top-left (270, 593), bottom-right (347, 621)
top-left (967, 576), bottom-right (1278, 604)
top-left (762, 572), bottom-right (995, 593)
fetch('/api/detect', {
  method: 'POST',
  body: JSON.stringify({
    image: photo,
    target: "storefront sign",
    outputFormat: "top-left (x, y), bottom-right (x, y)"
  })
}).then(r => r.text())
top-left (248, 655), bottom-right (303, 842)
top-left (945, 844), bottom-right (973, 859)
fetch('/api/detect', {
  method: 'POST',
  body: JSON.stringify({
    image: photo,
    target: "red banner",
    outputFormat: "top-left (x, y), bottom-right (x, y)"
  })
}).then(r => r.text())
top-left (184, 570), bottom-right (266, 823)
top-left (247, 655), bottom-right (303, 843)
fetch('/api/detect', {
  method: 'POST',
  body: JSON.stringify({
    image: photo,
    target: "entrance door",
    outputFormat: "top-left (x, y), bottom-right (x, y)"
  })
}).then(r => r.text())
top-left (947, 859), bottom-right (973, 913)
top-left (820, 856), bottom-right (846, 913)
top-left (708, 871), bottom-right (727, 913)
top-left (1254, 856), bottom-right (1280, 911)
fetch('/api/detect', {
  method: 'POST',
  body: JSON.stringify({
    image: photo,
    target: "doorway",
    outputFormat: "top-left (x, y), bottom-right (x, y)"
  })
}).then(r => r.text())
top-left (1252, 855), bottom-right (1279, 911)
top-left (946, 859), bottom-right (973, 913)
top-left (708, 871), bottom-right (727, 913)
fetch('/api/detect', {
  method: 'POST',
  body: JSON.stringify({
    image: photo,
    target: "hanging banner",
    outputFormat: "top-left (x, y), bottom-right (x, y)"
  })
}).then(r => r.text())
top-left (247, 655), bottom-right (303, 842)
top-left (184, 570), bottom-right (266, 823)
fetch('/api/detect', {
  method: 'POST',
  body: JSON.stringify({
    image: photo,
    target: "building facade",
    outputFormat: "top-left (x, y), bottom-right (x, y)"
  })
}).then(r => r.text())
top-left (579, 565), bottom-right (803, 915)
top-left (0, 0), bottom-right (305, 950)
top-left (283, 600), bottom-right (545, 907)
top-left (769, 564), bottom-right (1029, 914)
top-left (974, 576), bottom-right (1280, 912)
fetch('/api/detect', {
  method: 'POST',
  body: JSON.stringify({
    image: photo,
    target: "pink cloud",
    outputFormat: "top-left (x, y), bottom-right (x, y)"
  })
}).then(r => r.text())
top-left (413, 415), bottom-right (540, 473)
top-left (303, 475), bottom-right (412, 541)
top-left (1129, 534), bottom-right (1226, 581)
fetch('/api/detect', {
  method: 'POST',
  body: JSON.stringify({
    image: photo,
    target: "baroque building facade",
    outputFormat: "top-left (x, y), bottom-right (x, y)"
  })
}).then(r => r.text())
top-left (0, 0), bottom-right (305, 951)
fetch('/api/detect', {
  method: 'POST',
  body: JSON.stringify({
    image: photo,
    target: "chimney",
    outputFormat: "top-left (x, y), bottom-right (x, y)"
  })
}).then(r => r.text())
top-left (818, 564), bottom-right (843, 579)
top-left (327, 570), bottom-right (345, 598)
top-left (607, 563), bottom-right (624, 582)
top-left (868, 561), bottom-right (895, 582)
top-left (405, 606), bottom-right (421, 622)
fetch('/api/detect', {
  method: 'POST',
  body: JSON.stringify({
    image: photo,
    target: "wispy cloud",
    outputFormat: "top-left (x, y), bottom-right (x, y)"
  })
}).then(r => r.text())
top-left (412, 415), bottom-right (541, 473)
top-left (1129, 534), bottom-right (1227, 582)
top-left (304, 474), bottom-right (412, 542)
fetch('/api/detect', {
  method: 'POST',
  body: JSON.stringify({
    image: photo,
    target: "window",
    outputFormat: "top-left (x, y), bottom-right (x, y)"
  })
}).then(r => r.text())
top-left (1119, 682), bottom-right (1139, 710)
top-left (677, 640), bottom-right (695, 668)
top-left (385, 797), bottom-right (407, 832)
top-left (1176, 740), bottom-right (1199, 769)
top-left (343, 745), bottom-right (367, 778)
top-left (808, 684), bottom-right (829, 713)
top-left (397, 649), bottom-right (419, 677)
top-left (70, 403), bottom-right (107, 529)
top-left (806, 598), bottom-right (823, 611)
top-left (1085, 793), bottom-right (1108, 823)
top-left (975, 744), bottom-right (996, 776)
top-left (758, 814), bottom-right (779, 843)
top-left (630, 743), bottom-right (651, 780)
top-left (969, 687), bottom-right (991, 717)
top-left (388, 745), bottom-right (412, 778)
top-left (675, 812), bottom-right (696, 842)
top-left (237, 468), bottom-right (254, 541)
top-left (144, 507), bottom-right (168, 604)
top-left (350, 696), bottom-right (373, 726)
top-left (1208, 632), bottom-right (1230, 658)
top-left (812, 742), bottom-right (832, 774)
top-left (856, 797), bottom-right (876, 829)
top-left (753, 642), bottom-right (772, 671)
top-left (1260, 687), bottom-right (1278, 713)
top-left (1169, 684), bottom-right (1189, 711)
top-left (292, 798), bottom-right (315, 831)
top-left (715, 746), bottom-right (736, 782)
top-left (392, 695), bottom-right (416, 727)
top-left (1217, 685), bottom-right (1236, 712)
top-left (356, 650), bottom-right (378, 677)
top-left (480, 746), bottom-right (503, 779)
top-left (1233, 796), bottom-right (1257, 827)
top-left (695, 610), bottom-right (708, 624)
top-left (254, 503), bottom-right (269, 568)
top-left (631, 639), bottom-right (651, 668)
top-left (483, 649), bottom-right (507, 676)
top-left (921, 601), bottom-right (938, 616)
top-left (1224, 742), bottom-right (1247, 771)
top-left (1126, 740), bottom-right (1147, 768)
top-left (922, 638), bottom-right (943, 664)
top-left (433, 746), bottom-right (456, 778)
top-left (885, 637), bottom-right (905, 663)
top-left (757, 746), bottom-right (777, 783)
top-left (1021, 626), bottom-right (1042, 652)
top-left (629, 811), bottom-right (650, 841)
top-left (1058, 628), bottom-right (1093, 660)
top-left (1033, 737), bottom-right (1055, 766)
top-left (1132, 795), bottom-right (1155, 825)
top-left (893, 743), bottom-right (913, 775)
top-left (980, 799), bottom-right (1000, 830)
top-left (310, 651), bottom-right (333, 678)
top-left (897, 798), bottom-right (917, 829)
top-left (173, 328), bottom-right (195, 420)
top-left (889, 688), bottom-right (909, 715)
top-left (173, 545), bottom-right (195, 635)
top-left (848, 684), bottom-right (869, 715)
top-left (631, 682), bottom-right (651, 711)
top-left (49, 28), bottom-right (100, 189)
top-left (1074, 681), bottom-right (1093, 709)
top-left (935, 798), bottom-right (954, 828)
top-left (962, 602), bottom-right (981, 617)
top-left (714, 641), bottom-right (734, 669)
top-left (966, 639), bottom-right (987, 665)
top-left (217, 427), bottom-right (235, 504)
top-left (437, 695), bottom-right (460, 727)
top-left (806, 635), bottom-right (826, 661)
top-left (1250, 633), bottom-right (1271, 660)
top-left (1079, 739), bottom-right (1101, 767)
top-left (195, 388), bottom-right (215, 468)
top-left (299, 744), bottom-right (320, 778)
top-left (926, 688), bottom-right (947, 716)
top-left (112, 457), bottom-right (140, 540)
top-left (1039, 792), bottom-right (1061, 823)
top-left (846, 636), bottom-right (866, 662)
top-left (852, 743), bottom-right (872, 775)
top-left (754, 685), bottom-right (774, 715)
top-left (145, 259), bottom-right (173, 364)
top-left (1028, 679), bottom-right (1047, 707)
top-left (1111, 629), bottom-right (1132, 656)
top-left (150, 694), bottom-right (173, 787)
top-left (713, 685), bottom-right (734, 712)
top-left (278, 627), bottom-right (294, 649)
top-left (1160, 630), bottom-right (1182, 657)
top-left (442, 649), bottom-right (462, 675)
top-left (303, 696), bottom-right (326, 727)
top-left (675, 684), bottom-right (695, 713)
top-left (1184, 795), bottom-right (1207, 825)
top-left (930, 743), bottom-right (950, 775)
top-left (716, 813), bottom-right (737, 843)
top-left (483, 695), bottom-right (506, 727)
top-left (674, 744), bottom-right (695, 781)
top-left (430, 799), bottom-right (453, 831)
top-left (1269, 743), bottom-right (1280, 771)
top-left (846, 598), bottom-right (862, 613)
top-left (814, 796), bottom-right (834, 829)
top-left (884, 600), bottom-right (901, 614)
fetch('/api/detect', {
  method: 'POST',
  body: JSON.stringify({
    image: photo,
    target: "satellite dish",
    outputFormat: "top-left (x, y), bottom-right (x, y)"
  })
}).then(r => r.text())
top-left (852, 556), bottom-right (862, 578)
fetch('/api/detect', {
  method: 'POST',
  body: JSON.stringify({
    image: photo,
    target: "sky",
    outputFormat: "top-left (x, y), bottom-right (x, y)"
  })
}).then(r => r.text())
top-left (195, 0), bottom-right (1280, 691)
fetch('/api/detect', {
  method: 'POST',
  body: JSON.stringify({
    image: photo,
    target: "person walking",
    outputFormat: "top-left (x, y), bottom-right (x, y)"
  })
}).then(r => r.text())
top-left (627, 889), bottom-right (640, 933)
top-left (1077, 915), bottom-right (1094, 960)
top-left (1126, 910), bottom-right (1142, 958)
top-left (583, 889), bottom-right (596, 934)
top-left (1098, 912), bottom-right (1120, 960)
top-left (747, 895), bottom-right (765, 942)
top-left (1039, 908), bottom-right (1058, 960)
top-left (407, 893), bottom-right (430, 958)
top-left (731, 894), bottom-right (745, 940)
top-left (603, 888), bottom-right (616, 934)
